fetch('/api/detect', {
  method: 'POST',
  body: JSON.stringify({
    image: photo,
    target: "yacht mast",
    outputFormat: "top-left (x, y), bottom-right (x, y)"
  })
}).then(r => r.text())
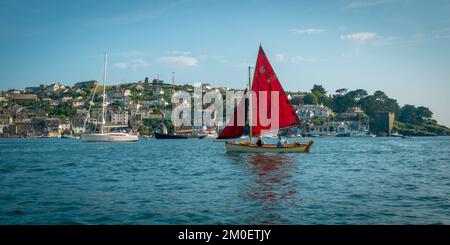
top-left (248, 65), bottom-right (252, 143)
top-left (101, 53), bottom-right (107, 134)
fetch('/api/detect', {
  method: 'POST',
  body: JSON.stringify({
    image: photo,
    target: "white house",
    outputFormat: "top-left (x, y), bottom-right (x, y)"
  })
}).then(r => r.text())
top-left (296, 103), bottom-right (332, 120)
top-left (47, 83), bottom-right (64, 93)
top-left (139, 98), bottom-right (168, 107)
top-left (106, 88), bottom-right (131, 103)
top-left (109, 109), bottom-right (128, 125)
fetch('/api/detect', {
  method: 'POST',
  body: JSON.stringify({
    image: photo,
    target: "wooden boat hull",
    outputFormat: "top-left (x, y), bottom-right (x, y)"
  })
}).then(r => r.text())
top-left (154, 132), bottom-right (206, 139)
top-left (225, 141), bottom-right (313, 153)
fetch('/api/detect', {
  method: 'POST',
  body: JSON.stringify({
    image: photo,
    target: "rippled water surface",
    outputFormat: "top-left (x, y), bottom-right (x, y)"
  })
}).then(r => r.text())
top-left (1, 137), bottom-right (449, 224)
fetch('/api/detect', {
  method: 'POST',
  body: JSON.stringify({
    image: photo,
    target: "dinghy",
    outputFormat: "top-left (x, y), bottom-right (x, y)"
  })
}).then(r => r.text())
top-left (218, 46), bottom-right (313, 153)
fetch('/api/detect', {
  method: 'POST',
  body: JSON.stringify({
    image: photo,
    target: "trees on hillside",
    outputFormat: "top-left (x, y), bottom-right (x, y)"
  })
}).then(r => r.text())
top-left (311, 84), bottom-right (327, 95)
top-left (301, 84), bottom-right (435, 127)
top-left (398, 105), bottom-right (433, 125)
top-left (303, 93), bottom-right (318, 105)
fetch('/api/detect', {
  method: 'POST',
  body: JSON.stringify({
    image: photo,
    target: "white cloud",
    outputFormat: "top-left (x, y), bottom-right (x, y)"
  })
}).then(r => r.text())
top-left (343, 0), bottom-right (391, 10)
top-left (130, 59), bottom-right (151, 70)
top-left (289, 28), bottom-right (324, 35)
top-left (110, 51), bottom-right (146, 58)
top-left (341, 32), bottom-right (401, 46)
top-left (114, 62), bottom-right (129, 69)
top-left (373, 35), bottom-right (400, 45)
top-left (166, 50), bottom-right (192, 55)
top-left (156, 56), bottom-right (198, 66)
top-left (275, 53), bottom-right (285, 62)
top-left (113, 59), bottom-right (151, 70)
top-left (340, 32), bottom-right (377, 41)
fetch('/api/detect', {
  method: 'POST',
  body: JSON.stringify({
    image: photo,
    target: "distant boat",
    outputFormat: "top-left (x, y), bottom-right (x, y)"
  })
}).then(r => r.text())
top-left (154, 132), bottom-right (206, 139)
top-left (286, 133), bottom-right (302, 138)
top-left (317, 133), bottom-right (335, 137)
top-left (81, 132), bottom-right (139, 142)
top-left (401, 135), bottom-right (413, 139)
top-left (217, 46), bottom-right (313, 153)
top-left (61, 135), bottom-right (79, 139)
top-left (391, 132), bottom-right (403, 137)
top-left (80, 54), bottom-right (138, 143)
top-left (350, 132), bottom-right (376, 138)
top-left (336, 132), bottom-right (350, 137)
top-left (154, 124), bottom-right (207, 139)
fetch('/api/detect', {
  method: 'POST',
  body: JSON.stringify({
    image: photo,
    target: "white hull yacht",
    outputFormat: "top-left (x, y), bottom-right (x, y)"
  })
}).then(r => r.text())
top-left (80, 53), bottom-right (138, 143)
top-left (80, 132), bottom-right (138, 142)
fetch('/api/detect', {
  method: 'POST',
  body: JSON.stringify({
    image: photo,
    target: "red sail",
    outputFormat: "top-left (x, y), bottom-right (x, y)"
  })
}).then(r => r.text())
top-left (217, 91), bottom-right (246, 139)
top-left (251, 46), bottom-right (300, 136)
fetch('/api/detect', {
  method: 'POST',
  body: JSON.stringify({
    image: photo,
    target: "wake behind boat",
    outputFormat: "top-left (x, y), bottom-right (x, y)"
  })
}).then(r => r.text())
top-left (218, 46), bottom-right (313, 153)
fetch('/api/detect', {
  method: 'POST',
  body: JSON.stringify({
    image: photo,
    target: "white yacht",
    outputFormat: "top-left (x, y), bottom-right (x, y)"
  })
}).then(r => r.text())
top-left (80, 132), bottom-right (138, 142)
top-left (80, 54), bottom-right (138, 142)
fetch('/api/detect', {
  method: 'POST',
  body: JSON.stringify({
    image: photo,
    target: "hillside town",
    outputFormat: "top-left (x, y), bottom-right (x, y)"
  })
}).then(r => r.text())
top-left (0, 78), bottom-right (447, 138)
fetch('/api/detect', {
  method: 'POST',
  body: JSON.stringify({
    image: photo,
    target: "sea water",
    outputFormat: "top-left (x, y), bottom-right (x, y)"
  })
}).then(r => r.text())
top-left (0, 137), bottom-right (449, 224)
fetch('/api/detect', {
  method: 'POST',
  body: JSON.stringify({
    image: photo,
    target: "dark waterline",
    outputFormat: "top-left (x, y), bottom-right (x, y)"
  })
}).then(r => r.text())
top-left (0, 137), bottom-right (449, 224)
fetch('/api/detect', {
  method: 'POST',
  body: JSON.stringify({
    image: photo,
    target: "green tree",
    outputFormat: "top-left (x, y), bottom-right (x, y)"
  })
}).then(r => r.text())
top-left (383, 98), bottom-right (401, 117)
top-left (303, 93), bottom-right (318, 105)
top-left (289, 96), bottom-right (303, 106)
top-left (416, 106), bottom-right (433, 124)
top-left (358, 95), bottom-right (384, 117)
top-left (374, 90), bottom-right (388, 101)
top-left (51, 102), bottom-right (76, 118)
top-left (335, 88), bottom-right (348, 95)
top-left (331, 94), bottom-right (355, 113)
top-left (319, 95), bottom-right (333, 108)
top-left (347, 89), bottom-right (368, 101)
top-left (311, 84), bottom-right (326, 95)
top-left (398, 104), bottom-right (417, 124)
top-left (357, 91), bottom-right (399, 118)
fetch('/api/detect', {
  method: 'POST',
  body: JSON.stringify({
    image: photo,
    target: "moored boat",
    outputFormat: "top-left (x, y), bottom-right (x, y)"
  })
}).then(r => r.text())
top-left (81, 132), bottom-right (138, 142)
top-left (154, 132), bottom-right (206, 139)
top-left (80, 53), bottom-right (138, 143)
top-left (218, 46), bottom-right (313, 153)
top-left (225, 141), bottom-right (313, 153)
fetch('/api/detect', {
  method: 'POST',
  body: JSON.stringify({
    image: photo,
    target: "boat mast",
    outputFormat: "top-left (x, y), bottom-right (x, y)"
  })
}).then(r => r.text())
top-left (101, 53), bottom-right (107, 134)
top-left (248, 65), bottom-right (252, 143)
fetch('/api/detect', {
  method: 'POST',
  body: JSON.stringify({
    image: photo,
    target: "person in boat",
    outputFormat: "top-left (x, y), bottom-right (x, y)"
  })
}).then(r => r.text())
top-left (277, 135), bottom-right (287, 148)
top-left (256, 136), bottom-right (265, 147)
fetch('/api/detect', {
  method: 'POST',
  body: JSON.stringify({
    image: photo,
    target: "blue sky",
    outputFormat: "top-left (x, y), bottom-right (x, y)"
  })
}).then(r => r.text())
top-left (1, 0), bottom-right (450, 126)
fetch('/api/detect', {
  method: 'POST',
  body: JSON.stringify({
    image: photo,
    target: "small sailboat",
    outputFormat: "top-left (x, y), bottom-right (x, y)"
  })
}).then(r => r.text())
top-left (218, 46), bottom-right (313, 153)
top-left (80, 54), bottom-right (138, 142)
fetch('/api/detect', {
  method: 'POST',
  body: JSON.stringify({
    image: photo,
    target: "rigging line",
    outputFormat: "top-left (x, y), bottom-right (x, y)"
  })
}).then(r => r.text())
top-left (83, 57), bottom-right (106, 131)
